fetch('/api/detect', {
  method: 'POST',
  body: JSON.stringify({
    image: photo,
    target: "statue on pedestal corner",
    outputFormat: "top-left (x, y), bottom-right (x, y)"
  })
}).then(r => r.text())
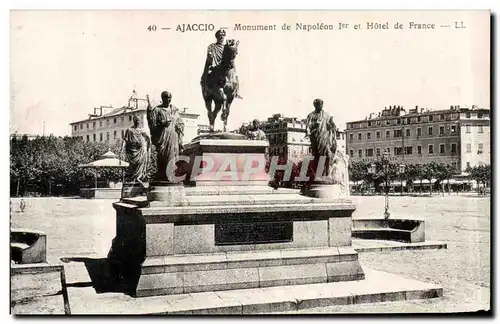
top-left (146, 91), bottom-right (185, 182)
top-left (121, 115), bottom-right (151, 187)
top-left (305, 98), bottom-right (338, 183)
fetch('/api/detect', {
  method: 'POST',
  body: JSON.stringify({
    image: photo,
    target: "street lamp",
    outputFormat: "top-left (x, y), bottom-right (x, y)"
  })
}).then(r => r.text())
top-left (398, 163), bottom-right (406, 196)
top-left (367, 163), bottom-right (377, 195)
top-left (381, 151), bottom-right (391, 219)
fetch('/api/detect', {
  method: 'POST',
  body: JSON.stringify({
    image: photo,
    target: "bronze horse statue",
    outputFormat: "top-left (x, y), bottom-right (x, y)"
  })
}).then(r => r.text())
top-left (201, 39), bottom-right (241, 132)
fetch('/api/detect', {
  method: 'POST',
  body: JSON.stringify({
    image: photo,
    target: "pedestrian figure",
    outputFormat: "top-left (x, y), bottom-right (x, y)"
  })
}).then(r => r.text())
top-left (19, 199), bottom-right (26, 213)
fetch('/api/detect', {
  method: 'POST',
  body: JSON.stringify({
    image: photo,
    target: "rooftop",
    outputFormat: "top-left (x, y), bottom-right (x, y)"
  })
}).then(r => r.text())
top-left (348, 104), bottom-right (490, 124)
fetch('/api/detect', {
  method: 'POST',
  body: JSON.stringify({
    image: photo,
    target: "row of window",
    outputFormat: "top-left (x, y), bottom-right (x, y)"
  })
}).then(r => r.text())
top-left (267, 131), bottom-right (345, 143)
top-left (348, 111), bottom-right (487, 130)
top-left (269, 146), bottom-right (312, 156)
top-left (74, 115), bottom-right (137, 131)
top-left (350, 143), bottom-right (463, 158)
top-left (85, 130), bottom-right (125, 142)
top-left (350, 142), bottom-right (486, 158)
top-left (348, 124), bottom-right (484, 142)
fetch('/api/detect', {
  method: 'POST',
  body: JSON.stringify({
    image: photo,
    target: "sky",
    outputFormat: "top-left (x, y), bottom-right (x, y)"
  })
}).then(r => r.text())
top-left (10, 10), bottom-right (490, 136)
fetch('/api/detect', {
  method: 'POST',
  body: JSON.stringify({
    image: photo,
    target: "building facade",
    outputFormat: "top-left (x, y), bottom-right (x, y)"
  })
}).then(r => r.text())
top-left (345, 105), bottom-right (490, 172)
top-left (70, 94), bottom-right (200, 145)
top-left (254, 114), bottom-right (346, 162)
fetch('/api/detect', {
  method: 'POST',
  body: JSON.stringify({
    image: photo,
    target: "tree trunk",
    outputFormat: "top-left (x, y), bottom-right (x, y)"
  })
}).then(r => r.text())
top-left (16, 178), bottom-right (20, 197)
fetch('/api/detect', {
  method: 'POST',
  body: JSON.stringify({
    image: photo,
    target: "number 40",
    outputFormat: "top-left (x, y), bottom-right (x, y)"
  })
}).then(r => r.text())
top-left (147, 25), bottom-right (157, 31)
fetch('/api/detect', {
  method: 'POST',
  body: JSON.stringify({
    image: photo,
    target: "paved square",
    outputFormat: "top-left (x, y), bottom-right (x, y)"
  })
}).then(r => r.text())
top-left (10, 194), bottom-right (490, 313)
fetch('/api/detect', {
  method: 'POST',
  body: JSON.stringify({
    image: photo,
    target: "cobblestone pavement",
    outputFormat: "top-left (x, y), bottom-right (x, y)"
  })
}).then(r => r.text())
top-left (10, 194), bottom-right (490, 314)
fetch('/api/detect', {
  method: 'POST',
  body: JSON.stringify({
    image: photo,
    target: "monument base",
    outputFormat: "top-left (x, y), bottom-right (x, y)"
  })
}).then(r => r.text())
top-left (135, 246), bottom-right (364, 297)
top-left (108, 137), bottom-right (365, 298)
top-left (121, 183), bottom-right (147, 199)
top-left (111, 185), bottom-right (364, 298)
top-left (303, 182), bottom-right (348, 198)
top-left (147, 182), bottom-right (187, 206)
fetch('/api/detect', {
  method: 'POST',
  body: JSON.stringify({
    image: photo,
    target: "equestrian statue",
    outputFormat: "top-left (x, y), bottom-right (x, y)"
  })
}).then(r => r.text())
top-left (200, 29), bottom-right (242, 132)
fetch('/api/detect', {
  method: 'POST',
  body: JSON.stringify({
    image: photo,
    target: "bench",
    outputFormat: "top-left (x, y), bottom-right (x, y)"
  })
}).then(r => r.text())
top-left (352, 219), bottom-right (425, 243)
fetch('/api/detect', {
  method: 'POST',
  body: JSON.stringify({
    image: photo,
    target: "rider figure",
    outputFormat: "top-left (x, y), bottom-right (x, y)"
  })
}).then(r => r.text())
top-left (201, 29), bottom-right (227, 101)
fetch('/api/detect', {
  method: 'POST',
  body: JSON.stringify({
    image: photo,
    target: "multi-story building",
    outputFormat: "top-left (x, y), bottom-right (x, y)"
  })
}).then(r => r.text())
top-left (345, 105), bottom-right (490, 172)
top-left (70, 93), bottom-right (200, 145)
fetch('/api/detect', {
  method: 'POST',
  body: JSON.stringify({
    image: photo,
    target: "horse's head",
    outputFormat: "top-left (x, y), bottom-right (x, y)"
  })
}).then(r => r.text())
top-left (222, 39), bottom-right (239, 68)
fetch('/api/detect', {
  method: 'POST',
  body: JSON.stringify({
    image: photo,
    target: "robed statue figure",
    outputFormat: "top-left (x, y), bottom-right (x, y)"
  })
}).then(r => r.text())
top-left (146, 91), bottom-right (185, 182)
top-left (121, 115), bottom-right (151, 185)
top-left (305, 98), bottom-right (337, 180)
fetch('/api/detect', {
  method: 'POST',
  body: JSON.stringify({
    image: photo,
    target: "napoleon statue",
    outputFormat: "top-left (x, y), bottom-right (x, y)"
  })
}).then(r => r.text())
top-left (200, 28), bottom-right (241, 132)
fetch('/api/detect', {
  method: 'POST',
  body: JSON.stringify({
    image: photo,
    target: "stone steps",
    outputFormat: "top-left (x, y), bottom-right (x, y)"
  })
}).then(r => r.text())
top-left (65, 266), bottom-right (443, 314)
top-left (137, 247), bottom-right (364, 297)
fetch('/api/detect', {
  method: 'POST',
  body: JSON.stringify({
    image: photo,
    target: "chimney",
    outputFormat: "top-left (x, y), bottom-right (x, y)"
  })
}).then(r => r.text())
top-left (183, 107), bottom-right (188, 113)
top-left (415, 105), bottom-right (419, 109)
top-left (420, 108), bottom-right (424, 113)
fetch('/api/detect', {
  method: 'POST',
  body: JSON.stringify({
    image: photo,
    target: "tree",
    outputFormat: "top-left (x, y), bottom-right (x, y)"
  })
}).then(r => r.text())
top-left (467, 164), bottom-right (491, 193)
top-left (401, 164), bottom-right (419, 194)
top-left (9, 135), bottom-right (139, 197)
top-left (435, 163), bottom-right (455, 195)
top-left (349, 161), bottom-right (368, 192)
top-left (421, 162), bottom-right (439, 195)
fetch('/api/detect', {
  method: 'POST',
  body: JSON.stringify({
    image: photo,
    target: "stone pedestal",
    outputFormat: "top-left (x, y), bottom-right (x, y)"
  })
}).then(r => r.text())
top-left (121, 183), bottom-right (147, 199)
top-left (108, 136), bottom-right (364, 297)
top-left (147, 182), bottom-right (187, 206)
top-left (182, 137), bottom-right (270, 186)
top-left (303, 182), bottom-right (346, 198)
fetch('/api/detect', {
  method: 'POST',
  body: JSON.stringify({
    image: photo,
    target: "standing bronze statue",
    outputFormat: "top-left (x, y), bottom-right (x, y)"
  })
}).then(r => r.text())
top-left (305, 98), bottom-right (337, 180)
top-left (121, 115), bottom-right (151, 186)
top-left (201, 29), bottom-right (241, 132)
top-left (146, 91), bottom-right (185, 182)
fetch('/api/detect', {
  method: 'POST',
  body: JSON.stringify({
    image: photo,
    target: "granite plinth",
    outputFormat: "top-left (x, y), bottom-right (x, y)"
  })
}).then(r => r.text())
top-left (303, 183), bottom-right (347, 199)
top-left (121, 183), bottom-right (147, 199)
top-left (181, 139), bottom-right (270, 186)
top-left (64, 266), bottom-right (443, 314)
top-left (110, 184), bottom-right (362, 297)
top-left (106, 137), bottom-right (365, 298)
top-left (135, 247), bottom-right (364, 297)
top-left (147, 182), bottom-right (186, 206)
